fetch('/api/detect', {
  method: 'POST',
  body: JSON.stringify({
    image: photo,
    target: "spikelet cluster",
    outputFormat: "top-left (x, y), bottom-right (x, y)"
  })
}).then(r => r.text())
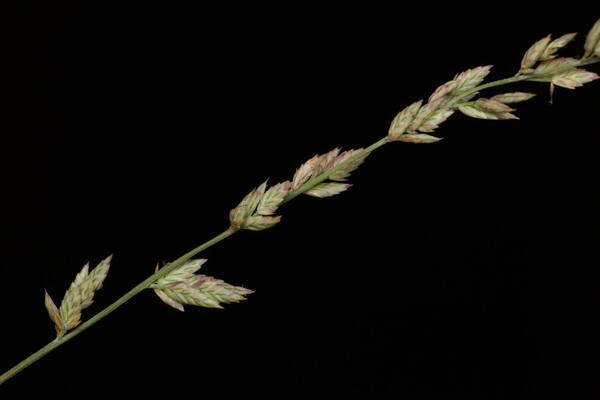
top-left (229, 180), bottom-right (291, 231)
top-left (386, 19), bottom-right (599, 140)
top-left (229, 147), bottom-right (368, 230)
top-left (387, 65), bottom-right (493, 142)
top-left (44, 256), bottom-right (112, 338)
top-left (519, 33), bottom-right (577, 73)
top-left (291, 147), bottom-right (367, 198)
top-left (151, 259), bottom-right (253, 311)
top-left (518, 23), bottom-right (599, 93)
top-left (231, 21), bottom-right (600, 230)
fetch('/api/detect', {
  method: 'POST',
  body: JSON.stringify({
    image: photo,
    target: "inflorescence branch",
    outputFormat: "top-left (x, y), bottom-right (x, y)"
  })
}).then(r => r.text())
top-left (1, 18), bottom-right (599, 386)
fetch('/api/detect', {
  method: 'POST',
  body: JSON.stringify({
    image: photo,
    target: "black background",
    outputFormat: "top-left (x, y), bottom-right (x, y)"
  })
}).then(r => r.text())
top-left (2, 2), bottom-right (600, 398)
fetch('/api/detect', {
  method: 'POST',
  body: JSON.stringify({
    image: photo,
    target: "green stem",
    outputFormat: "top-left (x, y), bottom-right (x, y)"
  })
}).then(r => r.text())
top-left (2, 55), bottom-right (599, 387)
top-left (0, 137), bottom-right (391, 385)
top-left (0, 227), bottom-right (237, 385)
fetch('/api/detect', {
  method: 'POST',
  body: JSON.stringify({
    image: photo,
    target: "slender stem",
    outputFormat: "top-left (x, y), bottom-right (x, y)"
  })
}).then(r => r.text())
top-left (0, 227), bottom-right (237, 385)
top-left (2, 55), bottom-right (599, 386)
top-left (0, 137), bottom-right (390, 384)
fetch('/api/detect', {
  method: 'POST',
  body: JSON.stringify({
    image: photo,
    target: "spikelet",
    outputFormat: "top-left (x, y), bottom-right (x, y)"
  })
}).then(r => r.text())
top-left (417, 109), bottom-right (455, 133)
top-left (152, 259), bottom-right (253, 311)
top-left (44, 291), bottom-right (62, 336)
top-left (475, 99), bottom-right (516, 113)
top-left (329, 149), bottom-right (367, 181)
top-left (229, 182), bottom-right (266, 227)
top-left (44, 256), bottom-right (112, 338)
top-left (520, 35), bottom-right (551, 72)
top-left (257, 181), bottom-right (292, 215)
top-left (584, 18), bottom-right (600, 58)
top-left (490, 92), bottom-right (536, 104)
top-left (395, 133), bottom-right (442, 144)
top-left (292, 154), bottom-right (322, 190)
top-left (458, 103), bottom-right (519, 120)
top-left (229, 180), bottom-right (290, 231)
top-left (157, 259), bottom-right (206, 284)
top-left (430, 65), bottom-right (492, 101)
top-left (388, 100), bottom-right (423, 139)
top-left (291, 147), bottom-right (367, 199)
top-left (291, 148), bottom-right (340, 190)
top-left (153, 285), bottom-right (186, 311)
top-left (535, 57), bottom-right (579, 75)
top-left (429, 81), bottom-right (458, 102)
top-left (541, 33), bottom-right (577, 61)
top-left (193, 276), bottom-right (253, 305)
top-left (453, 65), bottom-right (493, 92)
top-left (245, 215), bottom-right (282, 231)
top-left (305, 182), bottom-right (352, 198)
top-left (408, 97), bottom-right (446, 133)
top-left (551, 68), bottom-right (600, 89)
top-left (317, 148), bottom-right (341, 174)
